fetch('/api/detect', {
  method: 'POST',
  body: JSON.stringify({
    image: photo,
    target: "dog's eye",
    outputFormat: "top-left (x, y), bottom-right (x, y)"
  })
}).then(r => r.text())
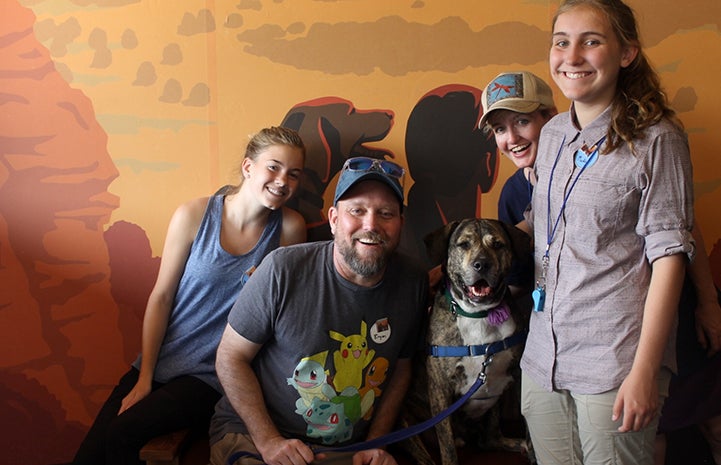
top-left (456, 240), bottom-right (471, 250)
top-left (483, 235), bottom-right (506, 250)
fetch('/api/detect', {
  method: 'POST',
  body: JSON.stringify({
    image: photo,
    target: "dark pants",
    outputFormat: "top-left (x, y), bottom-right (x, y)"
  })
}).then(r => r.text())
top-left (72, 367), bottom-right (221, 465)
top-left (658, 281), bottom-right (721, 433)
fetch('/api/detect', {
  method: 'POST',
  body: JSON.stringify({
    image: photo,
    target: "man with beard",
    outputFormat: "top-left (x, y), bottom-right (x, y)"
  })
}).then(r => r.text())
top-left (209, 157), bottom-right (429, 465)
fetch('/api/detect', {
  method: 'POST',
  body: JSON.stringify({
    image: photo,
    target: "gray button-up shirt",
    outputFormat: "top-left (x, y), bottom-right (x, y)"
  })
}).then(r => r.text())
top-left (522, 106), bottom-right (695, 394)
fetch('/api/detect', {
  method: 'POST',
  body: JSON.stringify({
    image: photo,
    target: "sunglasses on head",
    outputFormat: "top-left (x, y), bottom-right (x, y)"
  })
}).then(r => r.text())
top-left (342, 157), bottom-right (405, 180)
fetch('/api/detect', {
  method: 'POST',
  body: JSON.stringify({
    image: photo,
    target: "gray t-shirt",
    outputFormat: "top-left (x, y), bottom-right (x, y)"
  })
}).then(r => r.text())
top-left (210, 241), bottom-right (428, 446)
top-left (522, 106), bottom-right (695, 394)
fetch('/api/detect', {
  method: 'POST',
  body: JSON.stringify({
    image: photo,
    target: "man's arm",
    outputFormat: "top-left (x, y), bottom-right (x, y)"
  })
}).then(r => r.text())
top-left (215, 324), bottom-right (315, 464)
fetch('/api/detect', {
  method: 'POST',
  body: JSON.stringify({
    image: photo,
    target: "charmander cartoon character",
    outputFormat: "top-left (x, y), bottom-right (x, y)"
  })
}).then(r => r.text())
top-left (359, 357), bottom-right (389, 420)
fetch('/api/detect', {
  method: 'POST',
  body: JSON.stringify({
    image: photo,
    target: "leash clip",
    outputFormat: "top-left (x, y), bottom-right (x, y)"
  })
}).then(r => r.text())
top-left (481, 353), bottom-right (494, 375)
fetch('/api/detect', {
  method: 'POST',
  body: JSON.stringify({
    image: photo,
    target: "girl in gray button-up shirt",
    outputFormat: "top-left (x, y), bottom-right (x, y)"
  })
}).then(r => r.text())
top-left (518, 1), bottom-right (695, 464)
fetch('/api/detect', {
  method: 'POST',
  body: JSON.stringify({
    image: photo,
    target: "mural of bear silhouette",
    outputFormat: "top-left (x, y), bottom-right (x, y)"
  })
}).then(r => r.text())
top-left (400, 84), bottom-right (499, 267)
top-left (281, 97), bottom-right (395, 241)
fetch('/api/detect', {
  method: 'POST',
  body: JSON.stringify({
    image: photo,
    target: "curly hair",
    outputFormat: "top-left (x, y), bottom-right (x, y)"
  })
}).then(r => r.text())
top-left (553, 0), bottom-right (683, 154)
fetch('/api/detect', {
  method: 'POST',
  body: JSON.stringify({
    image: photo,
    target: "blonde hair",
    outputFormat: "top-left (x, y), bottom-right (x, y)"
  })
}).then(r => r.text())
top-left (225, 126), bottom-right (306, 194)
top-left (553, 0), bottom-right (683, 154)
top-left (244, 126), bottom-right (305, 162)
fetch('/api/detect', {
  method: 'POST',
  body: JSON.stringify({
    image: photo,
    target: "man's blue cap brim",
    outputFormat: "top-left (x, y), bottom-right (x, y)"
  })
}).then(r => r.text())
top-left (333, 170), bottom-right (404, 206)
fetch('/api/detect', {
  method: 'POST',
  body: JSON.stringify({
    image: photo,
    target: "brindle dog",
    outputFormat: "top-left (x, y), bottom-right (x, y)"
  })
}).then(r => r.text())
top-left (399, 218), bottom-right (534, 465)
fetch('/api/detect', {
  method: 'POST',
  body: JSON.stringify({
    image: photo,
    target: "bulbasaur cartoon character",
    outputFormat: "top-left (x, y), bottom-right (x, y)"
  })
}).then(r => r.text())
top-left (303, 397), bottom-right (353, 444)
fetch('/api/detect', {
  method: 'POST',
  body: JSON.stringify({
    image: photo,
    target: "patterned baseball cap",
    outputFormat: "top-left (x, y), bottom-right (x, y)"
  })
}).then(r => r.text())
top-left (479, 71), bottom-right (555, 129)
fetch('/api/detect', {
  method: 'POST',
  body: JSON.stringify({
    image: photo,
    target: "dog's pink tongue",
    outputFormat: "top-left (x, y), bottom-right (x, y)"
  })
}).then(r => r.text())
top-left (470, 284), bottom-right (491, 297)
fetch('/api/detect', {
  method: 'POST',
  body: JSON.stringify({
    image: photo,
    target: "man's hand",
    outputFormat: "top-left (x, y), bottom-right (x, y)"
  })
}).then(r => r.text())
top-left (257, 436), bottom-right (315, 465)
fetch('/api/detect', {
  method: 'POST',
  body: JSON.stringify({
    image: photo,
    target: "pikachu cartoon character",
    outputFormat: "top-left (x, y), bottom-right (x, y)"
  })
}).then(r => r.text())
top-left (329, 321), bottom-right (376, 392)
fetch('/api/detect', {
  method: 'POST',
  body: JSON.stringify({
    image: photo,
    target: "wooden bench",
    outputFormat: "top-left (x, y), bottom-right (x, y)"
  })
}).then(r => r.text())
top-left (139, 429), bottom-right (209, 465)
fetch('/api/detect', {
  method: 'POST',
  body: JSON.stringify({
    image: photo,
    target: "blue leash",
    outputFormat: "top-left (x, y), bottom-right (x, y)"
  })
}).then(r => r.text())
top-left (227, 364), bottom-right (490, 464)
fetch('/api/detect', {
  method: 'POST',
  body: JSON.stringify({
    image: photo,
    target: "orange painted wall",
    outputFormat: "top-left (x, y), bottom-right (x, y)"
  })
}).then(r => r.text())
top-left (2, 1), bottom-right (720, 464)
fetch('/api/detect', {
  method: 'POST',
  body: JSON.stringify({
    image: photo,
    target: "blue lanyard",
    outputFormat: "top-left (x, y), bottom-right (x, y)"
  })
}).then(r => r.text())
top-left (533, 134), bottom-right (605, 313)
top-left (544, 134), bottom-right (606, 260)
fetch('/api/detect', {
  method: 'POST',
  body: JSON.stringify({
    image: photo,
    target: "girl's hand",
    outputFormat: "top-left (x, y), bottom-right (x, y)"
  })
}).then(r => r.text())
top-left (612, 368), bottom-right (658, 433)
top-left (118, 382), bottom-right (152, 415)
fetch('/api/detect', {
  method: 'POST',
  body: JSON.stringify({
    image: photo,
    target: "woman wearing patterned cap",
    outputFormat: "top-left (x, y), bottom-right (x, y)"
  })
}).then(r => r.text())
top-left (479, 70), bottom-right (557, 227)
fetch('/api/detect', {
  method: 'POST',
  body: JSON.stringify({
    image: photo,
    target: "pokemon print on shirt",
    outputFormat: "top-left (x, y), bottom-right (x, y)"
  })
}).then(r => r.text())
top-left (286, 319), bottom-right (391, 445)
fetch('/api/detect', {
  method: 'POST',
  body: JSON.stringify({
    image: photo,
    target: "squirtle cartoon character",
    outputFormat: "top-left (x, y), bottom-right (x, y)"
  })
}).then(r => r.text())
top-left (287, 351), bottom-right (335, 414)
top-left (329, 321), bottom-right (376, 392)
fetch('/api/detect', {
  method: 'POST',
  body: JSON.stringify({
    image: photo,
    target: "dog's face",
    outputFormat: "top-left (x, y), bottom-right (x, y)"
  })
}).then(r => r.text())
top-left (425, 219), bottom-right (531, 310)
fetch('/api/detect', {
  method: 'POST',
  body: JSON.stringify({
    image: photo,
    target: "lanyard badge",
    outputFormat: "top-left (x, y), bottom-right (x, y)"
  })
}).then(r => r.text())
top-left (532, 252), bottom-right (548, 312)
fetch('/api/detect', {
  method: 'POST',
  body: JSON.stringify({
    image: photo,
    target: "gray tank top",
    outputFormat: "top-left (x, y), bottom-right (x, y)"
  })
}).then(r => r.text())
top-left (133, 195), bottom-right (283, 392)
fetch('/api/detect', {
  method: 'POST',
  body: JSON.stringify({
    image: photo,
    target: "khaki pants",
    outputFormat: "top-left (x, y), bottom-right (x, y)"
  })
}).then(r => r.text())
top-left (521, 370), bottom-right (671, 465)
top-left (210, 432), bottom-right (360, 465)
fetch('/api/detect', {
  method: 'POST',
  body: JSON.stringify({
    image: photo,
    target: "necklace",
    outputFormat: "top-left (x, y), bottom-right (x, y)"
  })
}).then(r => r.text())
top-left (532, 134), bottom-right (606, 312)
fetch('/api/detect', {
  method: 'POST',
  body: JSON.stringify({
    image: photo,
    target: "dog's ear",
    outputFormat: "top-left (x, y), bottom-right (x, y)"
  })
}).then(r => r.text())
top-left (423, 221), bottom-right (461, 267)
top-left (497, 221), bottom-right (533, 263)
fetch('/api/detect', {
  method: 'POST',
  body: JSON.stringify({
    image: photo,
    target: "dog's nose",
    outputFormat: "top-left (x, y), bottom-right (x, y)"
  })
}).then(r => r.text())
top-left (472, 259), bottom-right (490, 273)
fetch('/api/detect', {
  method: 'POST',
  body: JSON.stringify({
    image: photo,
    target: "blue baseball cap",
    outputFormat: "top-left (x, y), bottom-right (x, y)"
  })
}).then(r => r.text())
top-left (333, 157), bottom-right (405, 207)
